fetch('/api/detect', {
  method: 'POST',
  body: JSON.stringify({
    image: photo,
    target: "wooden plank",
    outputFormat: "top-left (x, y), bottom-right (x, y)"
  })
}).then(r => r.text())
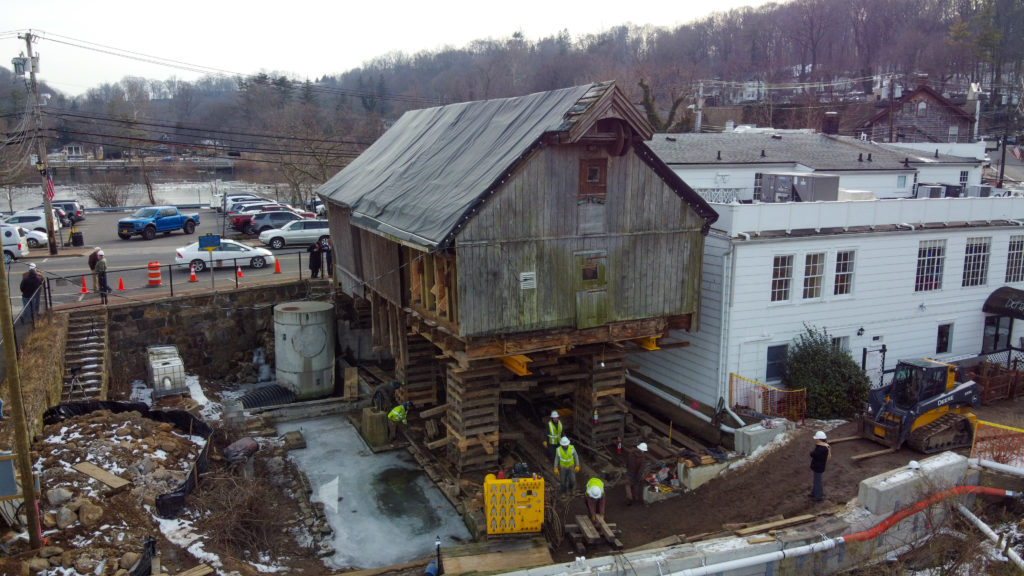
top-left (419, 403), bottom-right (449, 419)
top-left (175, 565), bottom-right (214, 576)
top-left (733, 514), bottom-right (816, 536)
top-left (827, 435), bottom-right (861, 444)
top-left (746, 536), bottom-right (777, 544)
top-left (343, 367), bottom-right (359, 401)
top-left (851, 447), bottom-right (897, 462)
top-left (426, 435), bottom-right (454, 450)
top-left (442, 542), bottom-right (552, 574)
top-left (594, 517), bottom-right (621, 548)
top-left (477, 433), bottom-right (494, 455)
top-left (574, 515), bottom-right (600, 542)
top-left (72, 461), bottom-right (130, 489)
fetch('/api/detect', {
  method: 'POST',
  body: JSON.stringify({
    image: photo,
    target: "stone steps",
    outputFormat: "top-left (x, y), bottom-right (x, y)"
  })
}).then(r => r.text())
top-left (62, 310), bottom-right (108, 403)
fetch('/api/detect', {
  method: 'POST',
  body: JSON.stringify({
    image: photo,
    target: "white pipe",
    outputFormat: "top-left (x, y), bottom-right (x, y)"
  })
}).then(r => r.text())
top-left (956, 503), bottom-right (1024, 570)
top-left (970, 458), bottom-right (1024, 478)
top-left (671, 537), bottom-right (845, 576)
top-left (624, 372), bottom-right (736, 434)
top-left (737, 232), bottom-right (750, 240)
top-left (898, 223), bottom-right (916, 230)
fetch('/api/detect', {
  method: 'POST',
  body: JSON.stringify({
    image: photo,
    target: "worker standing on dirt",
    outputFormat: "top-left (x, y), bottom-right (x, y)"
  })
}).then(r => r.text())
top-left (585, 478), bottom-right (606, 522)
top-left (625, 442), bottom-right (649, 506)
top-left (809, 430), bottom-right (831, 502)
top-left (545, 410), bottom-right (562, 459)
top-left (554, 436), bottom-right (580, 495)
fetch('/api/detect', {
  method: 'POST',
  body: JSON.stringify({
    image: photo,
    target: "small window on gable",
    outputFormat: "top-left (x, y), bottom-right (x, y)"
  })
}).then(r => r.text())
top-left (898, 175), bottom-right (907, 188)
top-left (917, 101), bottom-right (927, 117)
top-left (579, 158), bottom-right (607, 204)
top-left (902, 102), bottom-right (913, 114)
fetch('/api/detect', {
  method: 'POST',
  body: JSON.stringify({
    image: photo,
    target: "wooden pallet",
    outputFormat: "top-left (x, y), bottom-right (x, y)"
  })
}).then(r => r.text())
top-left (445, 360), bottom-right (502, 472)
top-left (565, 514), bottom-right (622, 554)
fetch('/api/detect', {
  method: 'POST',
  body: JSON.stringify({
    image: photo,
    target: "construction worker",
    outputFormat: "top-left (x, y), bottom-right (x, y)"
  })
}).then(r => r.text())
top-left (544, 410), bottom-right (562, 459)
top-left (373, 381), bottom-right (401, 413)
top-left (625, 442), bottom-right (649, 506)
top-left (388, 401), bottom-right (412, 425)
top-left (553, 436), bottom-right (580, 495)
top-left (585, 478), bottom-right (606, 522)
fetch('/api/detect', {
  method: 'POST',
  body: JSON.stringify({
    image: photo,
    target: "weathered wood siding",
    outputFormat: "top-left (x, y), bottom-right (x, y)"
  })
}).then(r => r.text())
top-left (329, 206), bottom-right (364, 297)
top-left (359, 230), bottom-right (403, 304)
top-left (456, 145), bottom-right (706, 336)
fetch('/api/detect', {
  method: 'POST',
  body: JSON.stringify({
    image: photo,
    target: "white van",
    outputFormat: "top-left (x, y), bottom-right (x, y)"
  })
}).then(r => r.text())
top-left (4, 209), bottom-right (62, 232)
top-left (1, 225), bottom-right (30, 263)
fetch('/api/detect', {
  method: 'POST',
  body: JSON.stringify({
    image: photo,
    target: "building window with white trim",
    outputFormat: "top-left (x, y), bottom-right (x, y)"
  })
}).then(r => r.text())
top-left (936, 323), bottom-right (952, 354)
top-left (802, 253), bottom-right (824, 299)
top-left (771, 255), bottom-right (793, 302)
top-left (897, 175), bottom-right (907, 189)
top-left (915, 240), bottom-right (945, 292)
top-left (1006, 235), bottom-right (1024, 283)
top-left (961, 237), bottom-right (990, 287)
top-left (753, 172), bottom-right (763, 201)
top-left (766, 344), bottom-right (787, 381)
top-left (834, 250), bottom-right (855, 295)
top-left (959, 171), bottom-right (968, 188)
top-left (831, 336), bottom-right (849, 352)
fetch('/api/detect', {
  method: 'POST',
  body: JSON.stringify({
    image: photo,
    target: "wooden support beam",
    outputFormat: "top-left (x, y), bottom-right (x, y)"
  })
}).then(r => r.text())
top-left (733, 514), bottom-right (816, 536)
top-left (419, 403), bottom-right (449, 419)
top-left (426, 435), bottom-right (454, 450)
top-left (477, 433), bottom-right (494, 455)
top-left (851, 447), bottom-right (897, 461)
top-left (631, 408), bottom-right (705, 453)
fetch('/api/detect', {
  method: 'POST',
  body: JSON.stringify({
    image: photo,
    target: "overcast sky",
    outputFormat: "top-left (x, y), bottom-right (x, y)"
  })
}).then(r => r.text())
top-left (2, 0), bottom-right (772, 97)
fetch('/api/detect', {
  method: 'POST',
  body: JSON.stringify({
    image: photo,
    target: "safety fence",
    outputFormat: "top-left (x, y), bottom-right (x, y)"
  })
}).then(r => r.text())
top-left (728, 373), bottom-right (806, 425)
top-left (971, 420), bottom-right (1024, 467)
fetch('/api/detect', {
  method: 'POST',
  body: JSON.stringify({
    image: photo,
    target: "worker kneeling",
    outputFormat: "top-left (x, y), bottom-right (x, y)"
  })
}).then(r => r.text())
top-left (387, 401), bottom-right (413, 441)
top-left (585, 478), bottom-right (605, 523)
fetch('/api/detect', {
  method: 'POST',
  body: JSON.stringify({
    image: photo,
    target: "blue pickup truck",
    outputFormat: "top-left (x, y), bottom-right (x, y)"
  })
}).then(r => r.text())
top-left (118, 206), bottom-right (200, 240)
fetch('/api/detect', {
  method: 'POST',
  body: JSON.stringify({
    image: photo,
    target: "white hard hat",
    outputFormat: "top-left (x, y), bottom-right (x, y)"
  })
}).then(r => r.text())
top-left (587, 485), bottom-right (603, 499)
top-left (559, 437), bottom-right (570, 447)
top-left (813, 431), bottom-right (827, 441)
top-left (97, 250), bottom-right (104, 257)
top-left (550, 410), bottom-right (560, 418)
top-left (637, 442), bottom-right (648, 452)
top-left (28, 263), bottom-right (36, 269)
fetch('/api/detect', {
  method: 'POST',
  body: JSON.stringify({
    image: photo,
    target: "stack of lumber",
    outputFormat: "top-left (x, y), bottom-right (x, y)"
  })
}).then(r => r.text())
top-left (445, 360), bottom-right (502, 472)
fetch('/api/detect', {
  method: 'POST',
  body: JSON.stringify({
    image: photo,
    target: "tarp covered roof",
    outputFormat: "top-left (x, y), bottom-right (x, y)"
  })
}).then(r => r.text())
top-left (318, 83), bottom-right (602, 251)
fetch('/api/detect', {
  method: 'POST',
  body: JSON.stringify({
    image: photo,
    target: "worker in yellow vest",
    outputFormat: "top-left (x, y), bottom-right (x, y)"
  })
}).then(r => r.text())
top-left (585, 478), bottom-right (605, 522)
top-left (544, 410), bottom-right (562, 459)
top-left (553, 436), bottom-right (580, 495)
top-left (387, 402), bottom-right (413, 440)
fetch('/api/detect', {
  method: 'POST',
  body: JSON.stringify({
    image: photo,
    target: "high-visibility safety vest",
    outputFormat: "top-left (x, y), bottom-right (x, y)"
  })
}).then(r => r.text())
top-left (388, 404), bottom-right (408, 424)
top-left (557, 445), bottom-right (576, 468)
top-left (586, 478), bottom-right (604, 497)
top-left (547, 420), bottom-right (563, 445)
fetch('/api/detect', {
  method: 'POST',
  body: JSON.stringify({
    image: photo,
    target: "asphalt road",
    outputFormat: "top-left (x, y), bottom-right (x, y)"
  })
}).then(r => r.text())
top-left (6, 209), bottom-right (319, 314)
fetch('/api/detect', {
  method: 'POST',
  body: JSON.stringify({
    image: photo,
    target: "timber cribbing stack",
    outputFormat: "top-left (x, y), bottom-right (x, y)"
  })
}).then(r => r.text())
top-left (396, 332), bottom-right (439, 407)
top-left (446, 360), bottom-right (501, 473)
top-left (574, 348), bottom-right (627, 447)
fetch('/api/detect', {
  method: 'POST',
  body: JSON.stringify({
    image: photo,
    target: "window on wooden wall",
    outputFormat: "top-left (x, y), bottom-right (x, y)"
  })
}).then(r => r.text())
top-left (917, 101), bottom-right (927, 117)
top-left (936, 323), bottom-right (952, 354)
top-left (1006, 235), bottom-right (1024, 283)
top-left (948, 126), bottom-right (959, 142)
top-left (578, 158), bottom-right (607, 203)
top-left (771, 255), bottom-right (793, 302)
top-left (962, 237), bottom-right (991, 287)
top-left (898, 175), bottom-right (907, 189)
top-left (902, 102), bottom-right (913, 114)
top-left (802, 252), bottom-right (824, 299)
top-left (915, 239), bottom-right (945, 292)
top-left (834, 250), bottom-right (855, 295)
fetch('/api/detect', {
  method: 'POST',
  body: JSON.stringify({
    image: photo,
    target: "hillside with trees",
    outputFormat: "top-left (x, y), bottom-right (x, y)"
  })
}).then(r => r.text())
top-left (1, 0), bottom-right (1022, 202)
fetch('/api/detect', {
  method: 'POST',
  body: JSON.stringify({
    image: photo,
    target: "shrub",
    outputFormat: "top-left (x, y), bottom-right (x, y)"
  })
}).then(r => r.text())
top-left (783, 325), bottom-right (870, 419)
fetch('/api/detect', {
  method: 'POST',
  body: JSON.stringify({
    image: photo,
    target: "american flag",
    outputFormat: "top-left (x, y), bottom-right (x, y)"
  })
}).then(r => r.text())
top-left (1013, 145), bottom-right (1023, 162)
top-left (45, 173), bottom-right (54, 200)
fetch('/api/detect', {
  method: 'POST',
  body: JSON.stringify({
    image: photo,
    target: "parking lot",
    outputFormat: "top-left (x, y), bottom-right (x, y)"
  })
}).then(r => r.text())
top-left (6, 208), bottom-right (324, 314)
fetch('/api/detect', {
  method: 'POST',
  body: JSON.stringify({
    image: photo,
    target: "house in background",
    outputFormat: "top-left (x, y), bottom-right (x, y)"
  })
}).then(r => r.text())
top-left (647, 129), bottom-right (987, 203)
top-left (627, 193), bottom-right (1024, 419)
top-left (859, 73), bottom-right (975, 144)
top-left (319, 81), bottom-right (717, 473)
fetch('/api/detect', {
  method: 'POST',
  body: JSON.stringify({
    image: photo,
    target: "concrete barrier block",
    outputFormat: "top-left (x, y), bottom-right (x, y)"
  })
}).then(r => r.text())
top-left (735, 419), bottom-right (793, 456)
top-left (857, 451), bottom-right (968, 515)
top-left (679, 459), bottom-right (731, 490)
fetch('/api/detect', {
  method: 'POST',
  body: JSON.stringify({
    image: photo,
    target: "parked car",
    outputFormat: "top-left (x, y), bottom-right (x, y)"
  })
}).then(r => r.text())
top-left (52, 200), bottom-right (85, 223)
top-left (3, 210), bottom-right (62, 232)
top-left (259, 219), bottom-right (330, 249)
top-left (214, 193), bottom-right (264, 213)
top-left (118, 206), bottom-right (199, 240)
top-left (1, 225), bottom-right (30, 263)
top-left (175, 238), bottom-right (275, 272)
top-left (32, 203), bottom-right (78, 225)
top-left (236, 205), bottom-right (315, 234)
top-left (226, 199), bottom-right (274, 215)
top-left (22, 229), bottom-right (47, 248)
top-left (246, 211), bottom-right (305, 235)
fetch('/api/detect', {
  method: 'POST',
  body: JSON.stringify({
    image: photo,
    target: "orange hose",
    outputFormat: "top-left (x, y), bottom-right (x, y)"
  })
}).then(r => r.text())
top-left (843, 485), bottom-right (1016, 542)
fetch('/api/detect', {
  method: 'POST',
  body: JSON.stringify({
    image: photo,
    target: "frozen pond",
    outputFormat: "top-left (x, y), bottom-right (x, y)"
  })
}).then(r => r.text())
top-left (275, 416), bottom-right (471, 570)
top-left (3, 180), bottom-right (288, 212)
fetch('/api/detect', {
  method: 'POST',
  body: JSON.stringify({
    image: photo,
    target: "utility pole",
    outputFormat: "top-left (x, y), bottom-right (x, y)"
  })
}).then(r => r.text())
top-left (21, 32), bottom-right (58, 255)
top-left (694, 82), bottom-right (704, 134)
top-left (888, 74), bottom-right (895, 143)
top-left (0, 249), bottom-right (41, 548)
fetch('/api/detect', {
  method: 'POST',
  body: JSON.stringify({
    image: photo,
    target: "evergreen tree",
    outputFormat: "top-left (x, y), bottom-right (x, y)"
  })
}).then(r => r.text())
top-left (783, 325), bottom-right (870, 419)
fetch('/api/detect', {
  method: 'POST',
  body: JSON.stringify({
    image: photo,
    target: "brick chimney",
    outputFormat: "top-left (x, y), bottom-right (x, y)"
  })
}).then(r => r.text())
top-left (822, 111), bottom-right (839, 135)
top-left (915, 73), bottom-right (929, 88)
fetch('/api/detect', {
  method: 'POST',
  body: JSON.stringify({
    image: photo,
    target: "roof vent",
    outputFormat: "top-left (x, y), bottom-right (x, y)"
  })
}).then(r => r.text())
top-left (934, 149), bottom-right (939, 158)
top-left (761, 149), bottom-right (766, 157)
top-left (867, 153), bottom-right (872, 162)
top-left (904, 157), bottom-right (910, 167)
top-left (771, 134), bottom-right (782, 140)
top-left (858, 153), bottom-right (863, 162)
top-left (717, 150), bottom-right (721, 160)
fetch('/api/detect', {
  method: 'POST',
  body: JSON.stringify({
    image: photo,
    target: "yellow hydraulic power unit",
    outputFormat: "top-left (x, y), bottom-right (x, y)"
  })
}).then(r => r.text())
top-left (483, 474), bottom-right (544, 534)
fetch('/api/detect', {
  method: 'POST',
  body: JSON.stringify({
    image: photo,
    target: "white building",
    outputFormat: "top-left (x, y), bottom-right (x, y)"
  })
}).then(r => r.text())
top-left (648, 132), bottom-right (988, 203)
top-left (628, 195), bottom-right (1024, 409)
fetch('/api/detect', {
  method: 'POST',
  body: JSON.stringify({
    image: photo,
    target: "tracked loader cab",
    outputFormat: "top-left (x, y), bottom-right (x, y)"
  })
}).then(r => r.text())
top-left (859, 358), bottom-right (980, 453)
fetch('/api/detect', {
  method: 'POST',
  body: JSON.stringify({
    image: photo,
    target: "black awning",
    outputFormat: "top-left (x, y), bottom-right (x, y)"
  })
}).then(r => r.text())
top-left (982, 286), bottom-right (1024, 319)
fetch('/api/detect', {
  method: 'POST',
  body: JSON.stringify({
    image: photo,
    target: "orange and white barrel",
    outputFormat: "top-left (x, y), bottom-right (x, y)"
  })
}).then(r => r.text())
top-left (147, 261), bottom-right (162, 286)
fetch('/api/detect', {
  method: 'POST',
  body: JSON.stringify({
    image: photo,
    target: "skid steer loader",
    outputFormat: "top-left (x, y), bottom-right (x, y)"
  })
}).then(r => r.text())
top-left (858, 358), bottom-right (980, 453)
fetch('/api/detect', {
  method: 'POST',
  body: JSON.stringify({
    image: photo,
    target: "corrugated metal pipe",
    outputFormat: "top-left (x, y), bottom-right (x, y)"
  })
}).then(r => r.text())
top-left (624, 372), bottom-right (736, 434)
top-left (669, 486), bottom-right (1022, 576)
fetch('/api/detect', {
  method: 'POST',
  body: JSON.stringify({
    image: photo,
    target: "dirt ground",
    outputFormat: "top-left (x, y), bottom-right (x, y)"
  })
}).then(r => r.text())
top-left (549, 396), bottom-right (1024, 557)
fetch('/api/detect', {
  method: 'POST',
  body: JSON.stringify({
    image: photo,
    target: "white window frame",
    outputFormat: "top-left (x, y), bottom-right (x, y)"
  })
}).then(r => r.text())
top-left (961, 237), bottom-right (990, 287)
top-left (834, 250), bottom-right (855, 296)
top-left (915, 239), bottom-right (945, 292)
top-left (1006, 235), bottom-right (1024, 283)
top-left (802, 252), bottom-right (825, 299)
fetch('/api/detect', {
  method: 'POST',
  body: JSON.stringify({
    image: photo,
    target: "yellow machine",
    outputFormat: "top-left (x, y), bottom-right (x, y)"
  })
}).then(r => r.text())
top-left (483, 474), bottom-right (544, 535)
top-left (859, 358), bottom-right (980, 453)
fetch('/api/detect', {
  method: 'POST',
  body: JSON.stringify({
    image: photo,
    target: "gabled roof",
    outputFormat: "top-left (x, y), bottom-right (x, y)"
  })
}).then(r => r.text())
top-left (318, 82), bottom-right (669, 251)
top-left (647, 132), bottom-right (976, 171)
top-left (860, 83), bottom-right (973, 128)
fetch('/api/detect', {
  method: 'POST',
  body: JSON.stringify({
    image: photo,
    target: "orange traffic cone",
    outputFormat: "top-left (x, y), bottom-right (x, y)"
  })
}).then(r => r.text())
top-left (189, 265), bottom-right (198, 282)
top-left (80, 276), bottom-right (88, 294)
top-left (236, 265), bottom-right (243, 278)
top-left (118, 277), bottom-right (125, 290)
top-left (273, 259), bottom-right (281, 274)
